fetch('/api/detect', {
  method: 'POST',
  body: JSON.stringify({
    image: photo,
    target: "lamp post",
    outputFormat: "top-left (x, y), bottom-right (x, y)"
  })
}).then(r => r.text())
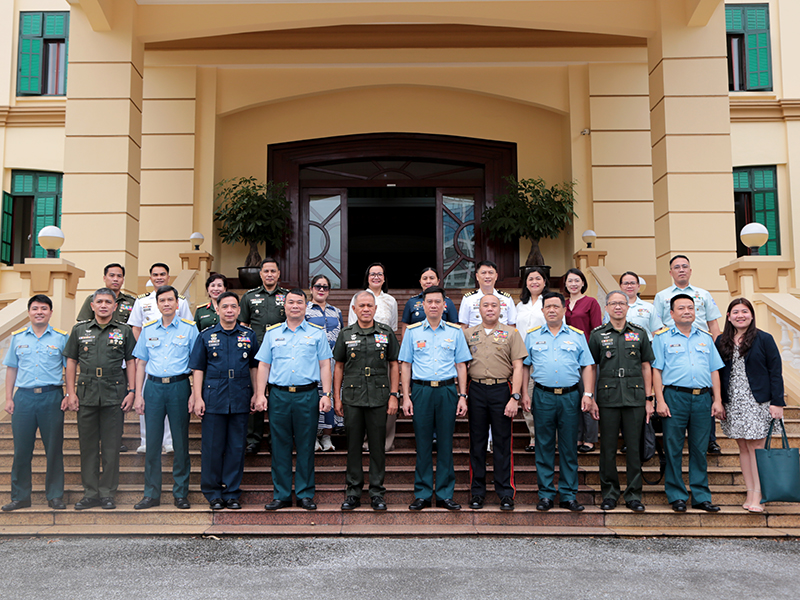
top-left (37, 226), bottom-right (65, 258)
top-left (740, 223), bottom-right (769, 255)
top-left (581, 229), bottom-right (597, 249)
top-left (190, 232), bottom-right (205, 251)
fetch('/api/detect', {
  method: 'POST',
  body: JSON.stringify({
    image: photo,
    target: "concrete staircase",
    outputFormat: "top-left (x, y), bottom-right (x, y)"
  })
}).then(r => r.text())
top-left (1, 407), bottom-right (799, 537)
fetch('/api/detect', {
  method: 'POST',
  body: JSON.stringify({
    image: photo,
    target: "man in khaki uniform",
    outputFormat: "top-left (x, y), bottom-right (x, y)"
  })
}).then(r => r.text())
top-left (64, 288), bottom-right (136, 510)
top-left (463, 294), bottom-right (527, 510)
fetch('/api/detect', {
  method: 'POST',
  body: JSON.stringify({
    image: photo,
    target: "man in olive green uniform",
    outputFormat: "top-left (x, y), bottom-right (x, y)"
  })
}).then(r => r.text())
top-left (64, 288), bottom-right (136, 510)
top-left (333, 291), bottom-right (400, 511)
top-left (240, 257), bottom-right (288, 453)
top-left (588, 290), bottom-right (654, 512)
top-left (76, 263), bottom-right (136, 324)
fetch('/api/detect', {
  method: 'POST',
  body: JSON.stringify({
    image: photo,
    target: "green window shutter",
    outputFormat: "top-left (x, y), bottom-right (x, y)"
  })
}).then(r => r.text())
top-left (21, 12), bottom-right (42, 36)
top-left (750, 167), bottom-right (780, 256)
top-left (12, 173), bottom-right (34, 194)
top-left (1, 192), bottom-right (13, 265)
top-left (18, 12), bottom-right (43, 95)
top-left (725, 7), bottom-right (743, 31)
top-left (44, 13), bottom-right (66, 37)
top-left (33, 195), bottom-right (58, 258)
top-left (744, 6), bottom-right (772, 90)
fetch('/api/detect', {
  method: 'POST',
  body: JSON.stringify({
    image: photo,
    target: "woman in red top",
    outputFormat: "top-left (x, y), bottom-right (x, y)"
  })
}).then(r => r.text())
top-left (564, 268), bottom-right (602, 452)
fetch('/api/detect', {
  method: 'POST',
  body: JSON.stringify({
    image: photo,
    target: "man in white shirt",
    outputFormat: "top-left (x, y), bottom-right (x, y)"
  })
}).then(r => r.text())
top-left (458, 260), bottom-right (516, 329)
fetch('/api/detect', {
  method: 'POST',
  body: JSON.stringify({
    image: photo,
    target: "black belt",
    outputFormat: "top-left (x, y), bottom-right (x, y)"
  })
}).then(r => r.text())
top-left (269, 382), bottom-right (317, 393)
top-left (534, 382), bottom-right (579, 395)
top-left (147, 373), bottom-right (190, 384)
top-left (666, 384), bottom-right (710, 396)
top-left (608, 368), bottom-right (640, 378)
top-left (207, 371), bottom-right (250, 379)
top-left (83, 367), bottom-right (124, 378)
top-left (471, 378), bottom-right (509, 386)
top-left (412, 378), bottom-right (455, 388)
top-left (19, 385), bottom-right (62, 394)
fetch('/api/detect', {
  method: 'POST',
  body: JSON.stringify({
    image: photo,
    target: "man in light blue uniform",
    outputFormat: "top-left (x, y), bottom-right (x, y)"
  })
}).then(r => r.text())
top-left (653, 294), bottom-right (725, 513)
top-left (132, 286), bottom-right (199, 510)
top-left (521, 292), bottom-right (597, 512)
top-left (255, 289), bottom-right (332, 511)
top-left (400, 286), bottom-right (471, 511)
top-left (2, 295), bottom-right (68, 511)
top-left (652, 255), bottom-right (724, 454)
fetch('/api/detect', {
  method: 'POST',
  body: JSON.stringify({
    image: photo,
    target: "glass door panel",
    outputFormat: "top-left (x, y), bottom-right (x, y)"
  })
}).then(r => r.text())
top-left (306, 189), bottom-right (347, 288)
top-left (437, 189), bottom-right (480, 288)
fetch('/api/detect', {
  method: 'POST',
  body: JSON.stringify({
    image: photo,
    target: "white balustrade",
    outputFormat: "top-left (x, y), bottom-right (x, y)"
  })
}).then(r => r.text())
top-left (773, 314), bottom-right (800, 372)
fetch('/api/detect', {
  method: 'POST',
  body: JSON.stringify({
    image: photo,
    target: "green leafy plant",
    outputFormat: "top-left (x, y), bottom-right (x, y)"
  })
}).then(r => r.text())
top-left (214, 177), bottom-right (292, 267)
top-left (481, 175), bottom-right (577, 266)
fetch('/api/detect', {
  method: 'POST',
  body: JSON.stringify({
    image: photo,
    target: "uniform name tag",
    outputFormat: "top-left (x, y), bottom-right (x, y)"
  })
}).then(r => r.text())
top-left (624, 332), bottom-right (639, 342)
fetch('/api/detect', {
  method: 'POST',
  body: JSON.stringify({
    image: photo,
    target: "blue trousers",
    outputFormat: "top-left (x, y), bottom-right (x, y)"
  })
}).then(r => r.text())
top-left (532, 387), bottom-right (581, 502)
top-left (10, 388), bottom-right (64, 501)
top-left (661, 388), bottom-right (713, 504)
top-left (268, 388), bottom-right (318, 501)
top-left (200, 412), bottom-right (249, 502)
top-left (143, 379), bottom-right (191, 499)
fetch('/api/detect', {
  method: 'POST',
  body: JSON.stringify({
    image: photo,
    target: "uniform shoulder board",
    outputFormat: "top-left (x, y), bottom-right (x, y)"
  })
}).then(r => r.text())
top-left (143, 319), bottom-right (159, 327)
top-left (278, 286), bottom-right (289, 293)
top-left (265, 322), bottom-right (282, 332)
top-left (240, 323), bottom-right (253, 330)
top-left (628, 322), bottom-right (646, 332)
top-left (445, 321), bottom-right (461, 329)
top-left (137, 293), bottom-right (149, 299)
top-left (568, 325), bottom-right (584, 335)
top-left (308, 321), bottom-right (324, 330)
top-left (527, 325), bottom-right (542, 334)
top-left (11, 327), bottom-right (27, 335)
top-left (498, 290), bottom-right (512, 298)
top-left (76, 319), bottom-right (92, 325)
top-left (178, 294), bottom-right (186, 300)
top-left (180, 318), bottom-right (195, 325)
top-left (654, 326), bottom-right (669, 335)
top-left (246, 287), bottom-right (261, 293)
top-left (463, 290), bottom-right (478, 298)
top-left (52, 327), bottom-right (68, 335)
top-left (590, 324), bottom-right (605, 332)
top-left (696, 326), bottom-right (712, 336)
top-left (407, 322), bottom-right (423, 330)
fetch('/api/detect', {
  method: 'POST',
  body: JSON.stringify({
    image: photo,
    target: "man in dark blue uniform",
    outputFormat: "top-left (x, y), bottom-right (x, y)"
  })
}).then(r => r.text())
top-left (190, 291), bottom-right (259, 510)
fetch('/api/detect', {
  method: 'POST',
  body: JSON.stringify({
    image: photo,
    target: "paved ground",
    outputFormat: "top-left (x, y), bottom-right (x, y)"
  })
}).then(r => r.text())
top-left (2, 536), bottom-right (799, 599)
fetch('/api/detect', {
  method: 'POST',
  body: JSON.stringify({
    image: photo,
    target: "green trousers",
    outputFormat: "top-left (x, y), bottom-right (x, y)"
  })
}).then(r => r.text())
top-left (143, 379), bottom-right (191, 499)
top-left (268, 388), bottom-right (318, 501)
top-left (77, 403), bottom-right (123, 499)
top-left (10, 388), bottom-right (64, 501)
top-left (411, 384), bottom-right (457, 501)
top-left (598, 405), bottom-right (645, 502)
top-left (532, 387), bottom-right (580, 502)
top-left (661, 388), bottom-right (713, 504)
top-left (344, 404), bottom-right (387, 498)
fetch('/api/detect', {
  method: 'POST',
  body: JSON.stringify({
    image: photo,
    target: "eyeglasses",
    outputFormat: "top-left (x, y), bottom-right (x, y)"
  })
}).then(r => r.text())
top-left (606, 301), bottom-right (628, 308)
top-left (368, 272), bottom-right (384, 278)
top-left (312, 285), bottom-right (330, 291)
top-left (621, 281), bottom-right (637, 286)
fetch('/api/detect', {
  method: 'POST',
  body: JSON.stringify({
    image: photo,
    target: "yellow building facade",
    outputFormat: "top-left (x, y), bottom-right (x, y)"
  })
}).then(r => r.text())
top-left (0, 0), bottom-right (796, 307)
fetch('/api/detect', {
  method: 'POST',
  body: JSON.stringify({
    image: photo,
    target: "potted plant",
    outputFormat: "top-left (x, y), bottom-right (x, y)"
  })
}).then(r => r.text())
top-left (481, 175), bottom-right (577, 281)
top-left (214, 176), bottom-right (292, 288)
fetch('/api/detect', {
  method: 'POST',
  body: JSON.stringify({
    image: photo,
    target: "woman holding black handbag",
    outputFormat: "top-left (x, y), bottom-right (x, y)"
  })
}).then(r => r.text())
top-left (715, 298), bottom-right (785, 512)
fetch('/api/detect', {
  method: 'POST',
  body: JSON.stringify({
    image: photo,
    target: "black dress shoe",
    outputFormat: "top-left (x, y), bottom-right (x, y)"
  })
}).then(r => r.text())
top-left (370, 496), bottom-right (387, 511)
top-left (297, 497), bottom-right (317, 510)
top-left (626, 500), bottom-right (646, 512)
top-left (341, 496), bottom-right (361, 511)
top-left (692, 501), bottom-right (721, 512)
top-left (559, 500), bottom-right (585, 512)
top-left (671, 499), bottom-right (687, 512)
top-left (245, 443), bottom-right (259, 455)
top-left (619, 445), bottom-right (627, 454)
top-left (2, 498), bottom-right (31, 511)
top-left (436, 498), bottom-right (461, 510)
top-left (469, 495), bottom-right (485, 510)
top-left (408, 498), bottom-right (431, 511)
top-left (74, 497), bottom-right (101, 510)
top-left (120, 445), bottom-right (128, 453)
top-left (134, 496), bottom-right (160, 510)
top-left (536, 498), bottom-right (554, 511)
top-left (99, 497), bottom-right (116, 510)
top-left (48, 497), bottom-right (66, 510)
top-left (264, 499), bottom-right (292, 510)
top-left (174, 497), bottom-right (191, 509)
top-left (226, 499), bottom-right (242, 510)
top-left (707, 441), bottom-right (722, 455)
top-left (210, 498), bottom-right (225, 510)
top-left (577, 444), bottom-right (594, 453)
top-left (600, 497), bottom-right (617, 511)
top-left (500, 496), bottom-right (515, 511)
top-left (524, 445), bottom-right (536, 453)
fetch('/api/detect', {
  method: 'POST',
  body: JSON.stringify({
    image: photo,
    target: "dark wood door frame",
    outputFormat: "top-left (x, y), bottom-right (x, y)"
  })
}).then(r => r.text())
top-left (268, 132), bottom-right (518, 287)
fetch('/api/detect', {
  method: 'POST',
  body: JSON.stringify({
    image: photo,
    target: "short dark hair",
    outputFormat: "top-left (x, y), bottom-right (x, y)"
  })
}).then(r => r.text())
top-left (92, 288), bottom-right (117, 303)
top-left (216, 291), bottom-right (240, 306)
top-left (310, 274), bottom-right (331, 288)
top-left (476, 260), bottom-right (498, 272)
top-left (419, 266), bottom-right (439, 279)
top-left (150, 263), bottom-right (170, 274)
top-left (28, 294), bottom-right (52, 310)
top-left (669, 293), bottom-right (694, 311)
top-left (205, 273), bottom-right (228, 291)
top-left (563, 268), bottom-right (588, 294)
top-left (618, 271), bottom-right (639, 285)
top-left (260, 257), bottom-right (280, 270)
top-left (104, 263), bottom-right (125, 277)
top-left (542, 291), bottom-right (566, 308)
top-left (422, 285), bottom-right (445, 300)
top-left (520, 266), bottom-right (550, 304)
top-left (362, 262), bottom-right (388, 293)
top-left (669, 255), bottom-right (690, 267)
top-left (155, 285), bottom-right (178, 301)
top-left (287, 288), bottom-right (307, 301)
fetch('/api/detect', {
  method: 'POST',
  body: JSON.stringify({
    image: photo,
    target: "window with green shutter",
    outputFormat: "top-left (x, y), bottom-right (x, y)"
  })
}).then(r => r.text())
top-left (733, 166), bottom-right (780, 257)
top-left (1, 171), bottom-right (62, 265)
top-left (17, 12), bottom-right (69, 96)
top-left (725, 4), bottom-right (771, 91)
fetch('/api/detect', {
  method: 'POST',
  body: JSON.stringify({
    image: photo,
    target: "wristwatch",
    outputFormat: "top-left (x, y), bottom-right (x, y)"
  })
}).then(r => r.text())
top-left (511, 393), bottom-right (521, 401)
top-left (646, 395), bottom-right (655, 402)
top-left (583, 392), bottom-right (594, 398)
top-left (127, 389), bottom-right (135, 394)
top-left (389, 392), bottom-right (399, 398)
top-left (458, 393), bottom-right (468, 398)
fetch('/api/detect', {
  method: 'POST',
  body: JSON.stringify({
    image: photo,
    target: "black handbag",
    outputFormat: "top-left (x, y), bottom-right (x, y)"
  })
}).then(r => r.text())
top-left (641, 413), bottom-right (665, 485)
top-left (756, 419), bottom-right (800, 504)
